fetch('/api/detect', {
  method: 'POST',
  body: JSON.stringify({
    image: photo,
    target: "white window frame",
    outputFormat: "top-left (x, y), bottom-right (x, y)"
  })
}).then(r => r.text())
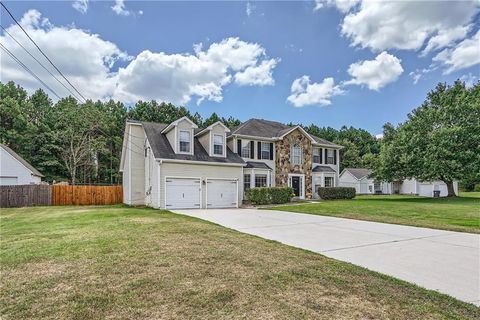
top-left (178, 130), bottom-right (192, 154)
top-left (260, 142), bottom-right (270, 160)
top-left (324, 176), bottom-right (334, 188)
top-left (243, 174), bottom-right (251, 192)
top-left (326, 149), bottom-right (335, 164)
top-left (313, 147), bottom-right (321, 164)
top-left (212, 134), bottom-right (225, 157)
top-left (254, 174), bottom-right (268, 188)
top-left (291, 144), bottom-right (302, 165)
top-left (241, 141), bottom-right (251, 158)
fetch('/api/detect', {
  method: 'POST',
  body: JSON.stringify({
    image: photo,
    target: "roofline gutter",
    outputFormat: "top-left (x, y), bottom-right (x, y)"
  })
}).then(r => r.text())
top-left (156, 158), bottom-right (246, 167)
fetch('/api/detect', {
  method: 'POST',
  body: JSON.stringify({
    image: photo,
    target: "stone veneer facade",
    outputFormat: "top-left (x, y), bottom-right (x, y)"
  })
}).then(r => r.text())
top-left (275, 128), bottom-right (313, 194)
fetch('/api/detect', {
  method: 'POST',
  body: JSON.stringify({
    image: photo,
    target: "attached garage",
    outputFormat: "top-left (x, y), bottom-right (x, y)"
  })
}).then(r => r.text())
top-left (165, 177), bottom-right (202, 209)
top-left (206, 178), bottom-right (238, 208)
top-left (159, 162), bottom-right (243, 209)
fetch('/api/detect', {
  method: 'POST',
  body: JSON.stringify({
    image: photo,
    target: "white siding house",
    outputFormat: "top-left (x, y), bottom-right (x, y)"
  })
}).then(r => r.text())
top-left (339, 168), bottom-right (458, 197)
top-left (0, 144), bottom-right (44, 185)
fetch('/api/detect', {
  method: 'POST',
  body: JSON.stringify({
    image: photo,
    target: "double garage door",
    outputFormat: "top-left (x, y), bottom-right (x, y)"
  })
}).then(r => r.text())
top-left (165, 177), bottom-right (237, 209)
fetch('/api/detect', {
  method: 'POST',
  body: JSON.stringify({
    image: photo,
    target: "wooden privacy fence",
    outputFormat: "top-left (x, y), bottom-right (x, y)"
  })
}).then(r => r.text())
top-left (0, 184), bottom-right (123, 208)
top-left (51, 185), bottom-right (123, 206)
top-left (0, 184), bottom-right (51, 208)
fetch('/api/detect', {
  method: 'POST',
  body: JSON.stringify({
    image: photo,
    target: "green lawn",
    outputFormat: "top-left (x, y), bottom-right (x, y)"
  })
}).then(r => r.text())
top-left (1, 206), bottom-right (479, 319)
top-left (271, 193), bottom-right (480, 233)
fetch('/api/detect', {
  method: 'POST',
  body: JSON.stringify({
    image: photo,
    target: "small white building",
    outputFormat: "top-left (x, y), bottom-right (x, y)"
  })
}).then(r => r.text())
top-left (339, 168), bottom-right (458, 197)
top-left (0, 144), bottom-right (44, 185)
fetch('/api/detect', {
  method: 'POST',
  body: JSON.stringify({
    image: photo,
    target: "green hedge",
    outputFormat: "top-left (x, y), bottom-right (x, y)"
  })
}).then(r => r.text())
top-left (246, 187), bottom-right (294, 205)
top-left (317, 187), bottom-right (356, 200)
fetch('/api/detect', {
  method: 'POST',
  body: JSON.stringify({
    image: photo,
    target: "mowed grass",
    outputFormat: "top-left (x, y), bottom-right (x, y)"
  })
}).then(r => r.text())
top-left (1, 206), bottom-right (479, 319)
top-left (271, 193), bottom-right (480, 233)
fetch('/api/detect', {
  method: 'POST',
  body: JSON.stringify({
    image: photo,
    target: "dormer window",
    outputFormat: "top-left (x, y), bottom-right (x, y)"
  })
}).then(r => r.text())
top-left (179, 130), bottom-right (191, 153)
top-left (213, 134), bottom-right (224, 155)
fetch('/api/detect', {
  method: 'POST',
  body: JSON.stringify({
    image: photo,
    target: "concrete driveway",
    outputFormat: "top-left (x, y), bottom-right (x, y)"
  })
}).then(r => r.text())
top-left (172, 208), bottom-right (480, 306)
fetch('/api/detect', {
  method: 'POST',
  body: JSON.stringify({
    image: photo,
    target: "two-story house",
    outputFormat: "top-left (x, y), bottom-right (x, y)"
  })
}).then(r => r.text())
top-left (120, 117), bottom-right (342, 209)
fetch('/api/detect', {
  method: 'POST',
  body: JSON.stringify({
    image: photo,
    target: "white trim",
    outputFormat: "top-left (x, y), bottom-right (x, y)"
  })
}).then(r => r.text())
top-left (274, 126), bottom-right (316, 143)
top-left (164, 175), bottom-right (202, 209)
top-left (157, 161), bottom-right (161, 208)
top-left (195, 121), bottom-right (231, 137)
top-left (156, 158), bottom-right (244, 167)
top-left (229, 134), bottom-right (277, 142)
top-left (128, 125), bottom-right (132, 204)
top-left (160, 116), bottom-right (198, 134)
top-left (205, 177), bottom-right (239, 209)
top-left (211, 133), bottom-right (226, 157)
top-left (288, 173), bottom-right (305, 199)
top-left (178, 129), bottom-right (193, 155)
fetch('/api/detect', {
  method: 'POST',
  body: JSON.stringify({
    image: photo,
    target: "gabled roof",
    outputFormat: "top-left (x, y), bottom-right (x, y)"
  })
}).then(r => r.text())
top-left (342, 168), bottom-right (373, 180)
top-left (1, 144), bottom-right (44, 177)
top-left (229, 118), bottom-right (342, 148)
top-left (195, 121), bottom-right (230, 137)
top-left (160, 116), bottom-right (198, 134)
top-left (135, 121), bottom-right (244, 165)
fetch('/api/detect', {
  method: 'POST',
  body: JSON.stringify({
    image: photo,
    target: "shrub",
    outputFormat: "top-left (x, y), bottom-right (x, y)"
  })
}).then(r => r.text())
top-left (317, 187), bottom-right (356, 200)
top-left (246, 187), bottom-right (294, 205)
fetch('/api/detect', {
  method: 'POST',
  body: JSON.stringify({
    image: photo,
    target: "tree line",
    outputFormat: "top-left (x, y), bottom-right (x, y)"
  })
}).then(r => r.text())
top-left (1, 80), bottom-right (478, 195)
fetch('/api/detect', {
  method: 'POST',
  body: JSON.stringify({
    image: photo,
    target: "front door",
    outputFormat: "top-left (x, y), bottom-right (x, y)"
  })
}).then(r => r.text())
top-left (292, 176), bottom-right (300, 197)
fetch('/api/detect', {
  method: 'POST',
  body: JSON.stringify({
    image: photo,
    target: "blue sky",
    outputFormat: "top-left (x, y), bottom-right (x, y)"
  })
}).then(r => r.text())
top-left (1, 1), bottom-right (479, 135)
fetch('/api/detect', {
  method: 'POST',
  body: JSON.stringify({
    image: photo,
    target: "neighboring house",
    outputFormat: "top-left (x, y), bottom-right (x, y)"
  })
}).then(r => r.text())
top-left (120, 117), bottom-right (342, 209)
top-left (339, 168), bottom-right (458, 197)
top-left (0, 144), bottom-right (44, 185)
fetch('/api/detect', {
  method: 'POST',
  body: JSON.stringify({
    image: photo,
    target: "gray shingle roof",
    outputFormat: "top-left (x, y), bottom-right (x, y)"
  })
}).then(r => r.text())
top-left (244, 161), bottom-right (272, 170)
top-left (137, 121), bottom-right (244, 165)
top-left (230, 118), bottom-right (341, 148)
top-left (344, 168), bottom-right (373, 180)
top-left (313, 165), bottom-right (336, 173)
top-left (1, 144), bottom-right (44, 177)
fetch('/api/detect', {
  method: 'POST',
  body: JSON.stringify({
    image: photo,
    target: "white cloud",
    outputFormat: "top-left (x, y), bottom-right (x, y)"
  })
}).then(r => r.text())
top-left (316, 0), bottom-right (478, 53)
top-left (287, 76), bottom-right (343, 107)
top-left (246, 2), bottom-right (255, 17)
top-left (234, 58), bottom-right (278, 86)
top-left (111, 0), bottom-right (131, 16)
top-left (432, 30), bottom-right (480, 74)
top-left (345, 52), bottom-right (403, 90)
top-left (0, 11), bottom-right (278, 105)
top-left (114, 37), bottom-right (279, 104)
top-left (0, 10), bottom-right (129, 100)
top-left (459, 73), bottom-right (478, 88)
top-left (314, 0), bottom-right (359, 13)
top-left (421, 25), bottom-right (472, 56)
top-left (409, 66), bottom-right (437, 85)
top-left (72, 0), bottom-right (89, 14)
top-left (375, 133), bottom-right (384, 140)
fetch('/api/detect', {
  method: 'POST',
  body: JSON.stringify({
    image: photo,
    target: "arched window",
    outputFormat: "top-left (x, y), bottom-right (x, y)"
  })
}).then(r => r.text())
top-left (291, 144), bottom-right (302, 165)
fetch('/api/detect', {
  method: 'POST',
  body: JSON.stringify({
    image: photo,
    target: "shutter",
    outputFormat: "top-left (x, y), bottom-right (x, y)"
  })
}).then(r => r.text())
top-left (334, 149), bottom-right (337, 165)
top-left (250, 141), bottom-right (254, 159)
top-left (257, 141), bottom-right (261, 159)
top-left (269, 143), bottom-right (273, 160)
top-left (319, 148), bottom-right (323, 163)
top-left (324, 149), bottom-right (328, 164)
top-left (237, 139), bottom-right (242, 156)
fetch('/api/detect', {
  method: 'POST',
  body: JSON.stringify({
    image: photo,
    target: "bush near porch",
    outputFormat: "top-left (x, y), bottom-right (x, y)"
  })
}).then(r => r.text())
top-left (246, 187), bottom-right (294, 205)
top-left (317, 187), bottom-right (356, 200)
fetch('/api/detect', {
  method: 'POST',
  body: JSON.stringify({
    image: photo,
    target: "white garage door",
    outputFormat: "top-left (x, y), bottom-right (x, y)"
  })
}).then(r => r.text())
top-left (165, 177), bottom-right (201, 209)
top-left (418, 183), bottom-right (433, 197)
top-left (207, 179), bottom-right (238, 208)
